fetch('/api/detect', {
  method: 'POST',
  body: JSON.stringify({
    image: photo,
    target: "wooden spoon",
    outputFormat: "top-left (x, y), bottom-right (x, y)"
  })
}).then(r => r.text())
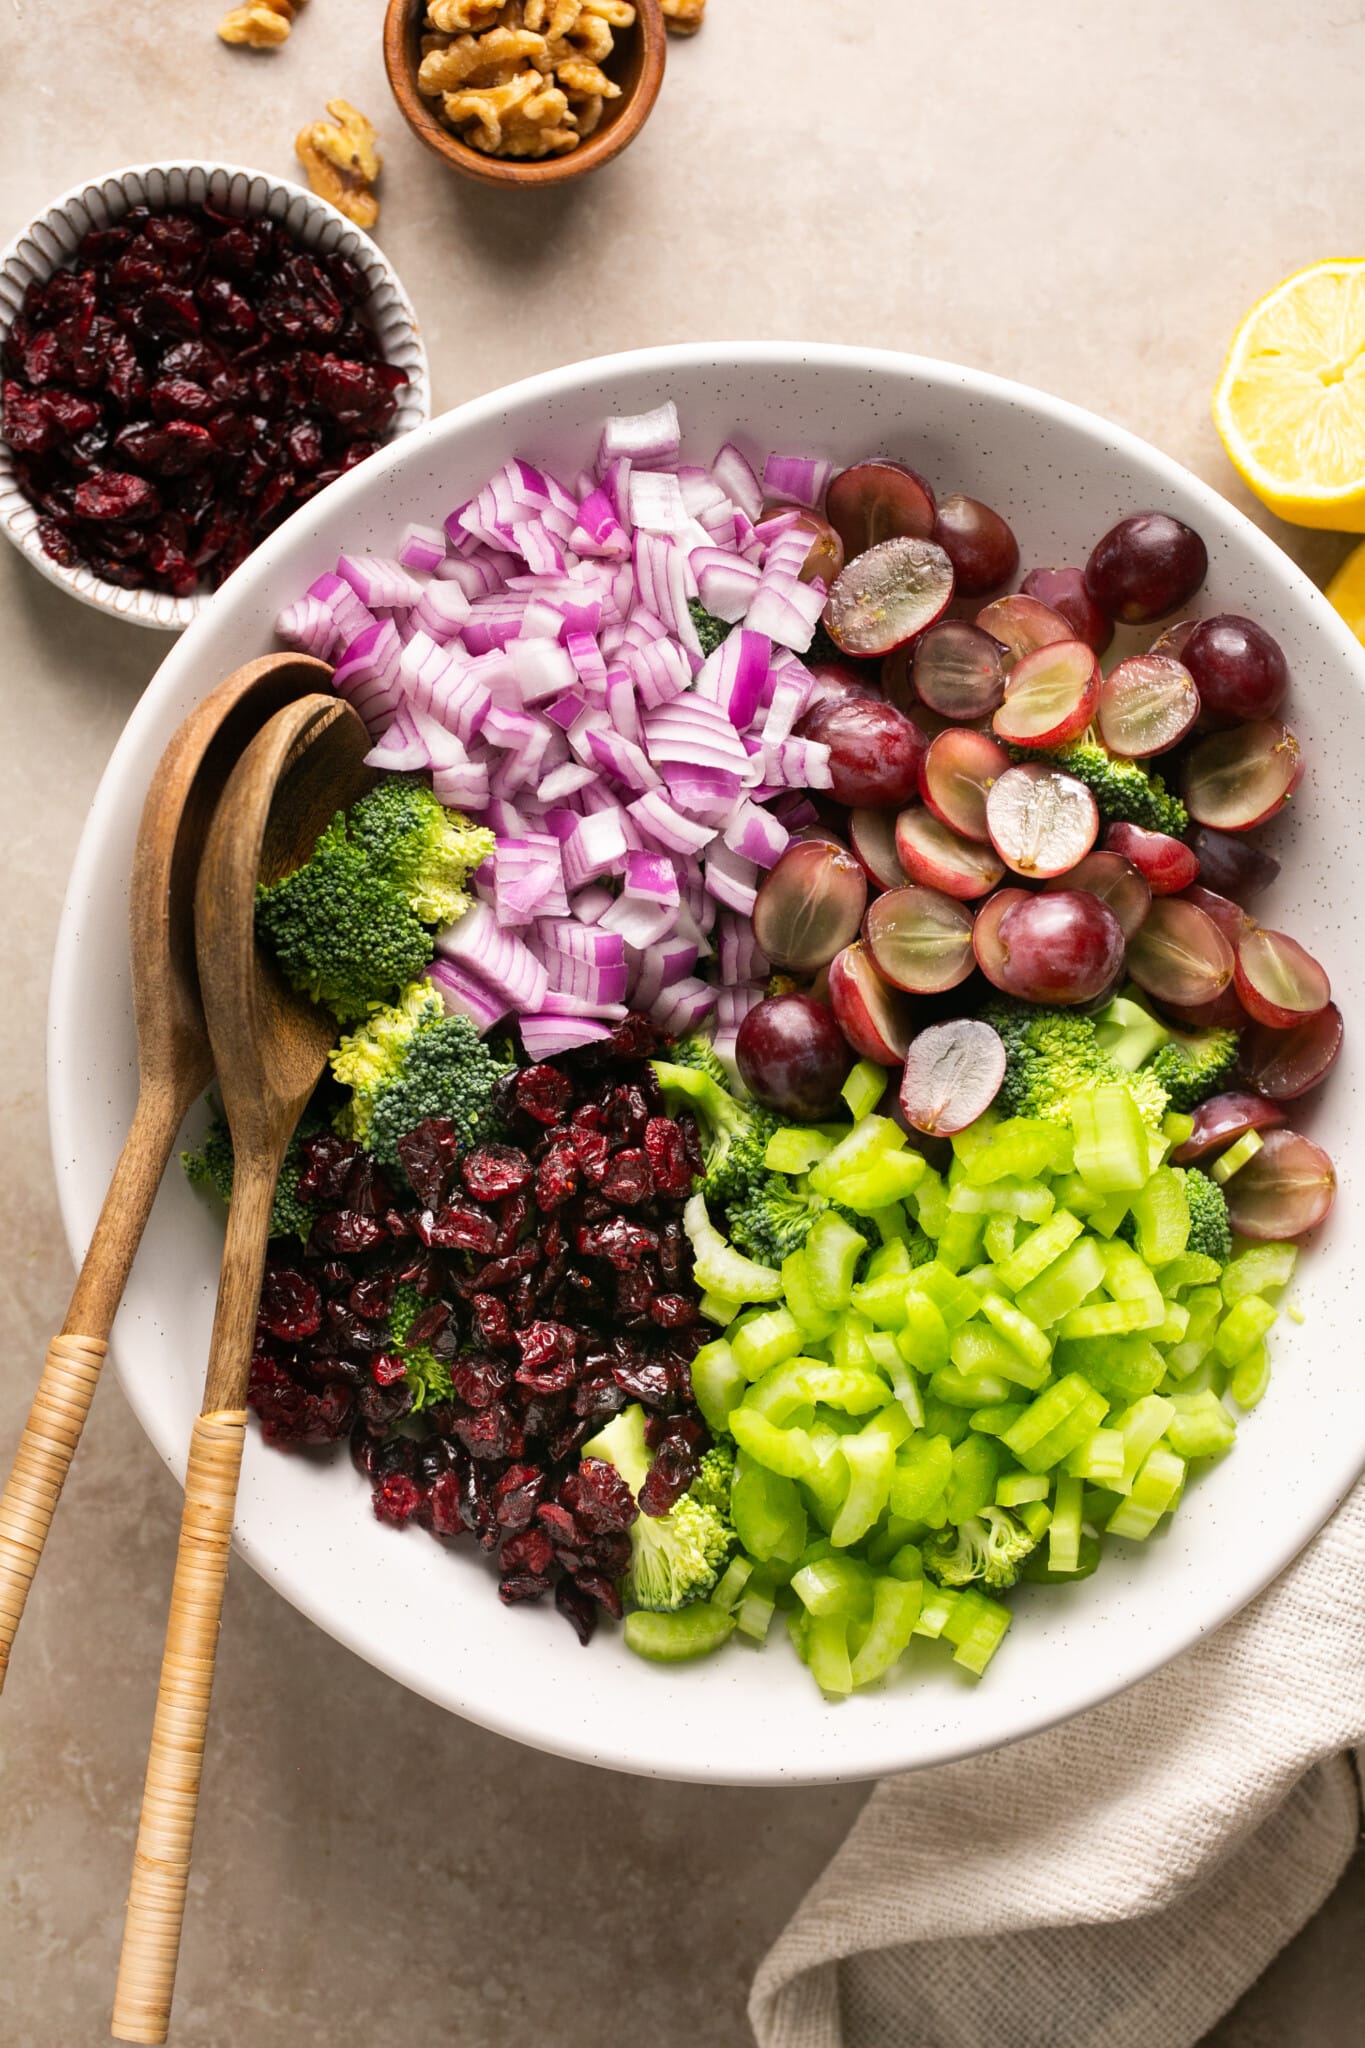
top-left (0, 652), bottom-right (332, 1696)
top-left (112, 692), bottom-right (374, 2047)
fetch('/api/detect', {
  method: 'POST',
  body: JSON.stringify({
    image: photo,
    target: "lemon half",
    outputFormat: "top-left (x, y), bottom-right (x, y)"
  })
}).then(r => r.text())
top-left (1213, 259), bottom-right (1365, 531)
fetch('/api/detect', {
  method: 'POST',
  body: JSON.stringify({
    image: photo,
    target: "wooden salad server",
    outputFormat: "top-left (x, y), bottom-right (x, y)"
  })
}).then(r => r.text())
top-left (0, 652), bottom-right (331, 1696)
top-left (112, 693), bottom-right (373, 2046)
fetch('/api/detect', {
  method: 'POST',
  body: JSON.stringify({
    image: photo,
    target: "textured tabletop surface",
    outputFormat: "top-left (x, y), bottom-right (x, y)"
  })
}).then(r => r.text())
top-left (0, 2), bottom-right (1360, 2041)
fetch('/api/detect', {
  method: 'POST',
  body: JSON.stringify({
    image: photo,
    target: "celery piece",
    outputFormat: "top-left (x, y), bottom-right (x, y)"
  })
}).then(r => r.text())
top-left (1157, 1253), bottom-right (1224, 1292)
top-left (1112, 1394), bottom-right (1177, 1490)
top-left (784, 1606), bottom-right (808, 1659)
top-left (911, 1263), bottom-right (983, 1330)
top-left (687, 1194), bottom-right (785, 1304)
top-left (868, 1332), bottom-right (925, 1429)
top-left (1096, 995), bottom-right (1171, 1070)
top-left (710, 1555), bottom-right (754, 1612)
top-left (1071, 1083), bottom-right (1151, 1192)
top-left (983, 1213), bottom-right (1019, 1265)
top-left (802, 1424), bottom-right (852, 1532)
top-left (1154, 1299), bottom-right (1191, 1346)
top-left (970, 1402), bottom-right (1029, 1437)
top-left (945, 1433), bottom-right (1001, 1523)
top-left (994, 1209), bottom-right (1084, 1295)
top-left (806, 1611), bottom-right (854, 1694)
top-left (732, 1450), bottom-right (807, 1564)
top-left (754, 1359), bottom-right (890, 1420)
top-left (888, 1432), bottom-right (954, 1520)
top-left (1211, 1129), bottom-right (1264, 1184)
top-left (733, 1307), bottom-right (805, 1381)
top-left (914, 1167), bottom-right (950, 1237)
top-left (1221, 1242), bottom-right (1297, 1304)
top-left (887, 1542), bottom-right (924, 1582)
top-left (930, 1365), bottom-right (1014, 1408)
top-left (1101, 1238), bottom-right (1166, 1316)
top-left (913, 1584), bottom-right (959, 1638)
top-left (1057, 1297), bottom-right (1163, 1340)
top-left (1018, 1387), bottom-right (1110, 1473)
top-left (765, 1126), bottom-right (835, 1174)
top-left (1049, 1471), bottom-right (1084, 1572)
top-left (829, 1309), bottom-right (875, 1373)
top-left (1127, 1166), bottom-right (1191, 1265)
top-left (731, 1407), bottom-right (822, 1481)
top-left (1064, 1425), bottom-right (1126, 1484)
top-left (935, 1209), bottom-right (986, 1273)
top-left (1016, 1498), bottom-right (1054, 1540)
top-left (1001, 1373), bottom-right (1091, 1456)
top-left (977, 1290), bottom-right (1053, 1384)
top-left (625, 1605), bottom-right (737, 1662)
top-left (996, 1468), bottom-right (1051, 1506)
top-left (804, 1210), bottom-right (868, 1310)
top-left (1021, 1527), bottom-right (1103, 1583)
top-left (1213, 1293), bottom-right (1277, 1367)
top-left (1160, 1336), bottom-right (1214, 1384)
top-left (895, 1292), bottom-right (952, 1376)
top-left (920, 1399), bottom-right (971, 1448)
top-left (842, 1059), bottom-right (888, 1121)
top-left (942, 1588), bottom-right (1012, 1674)
top-left (1015, 1235), bottom-right (1107, 1327)
top-left (950, 1110), bottom-right (1001, 1168)
top-left (699, 1290), bottom-right (744, 1326)
top-left (1167, 1388), bottom-right (1237, 1461)
top-left (736, 1584), bottom-right (777, 1641)
top-left (1106, 1442), bottom-right (1185, 1538)
top-left (831, 1411), bottom-right (911, 1548)
top-left (828, 1152), bottom-right (927, 1210)
top-left (1229, 1341), bottom-right (1272, 1410)
top-left (948, 1178), bottom-right (1056, 1221)
top-left (866, 1237), bottom-right (914, 1284)
top-left (852, 1272), bottom-right (914, 1330)
top-left (1162, 1109), bottom-right (1197, 1148)
top-left (781, 1248), bottom-right (838, 1341)
top-left (791, 1553), bottom-right (875, 1618)
top-left (950, 1319), bottom-right (1028, 1380)
top-left (964, 1118), bottom-right (1071, 1186)
top-left (809, 1115), bottom-right (903, 1195)
top-left (690, 1337), bottom-right (747, 1434)
top-left (1055, 1333), bottom-right (1166, 1402)
top-left (849, 1575), bottom-right (923, 1687)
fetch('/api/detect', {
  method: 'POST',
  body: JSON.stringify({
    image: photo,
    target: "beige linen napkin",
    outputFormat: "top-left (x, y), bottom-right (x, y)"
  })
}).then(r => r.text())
top-left (751, 1479), bottom-right (1364, 2048)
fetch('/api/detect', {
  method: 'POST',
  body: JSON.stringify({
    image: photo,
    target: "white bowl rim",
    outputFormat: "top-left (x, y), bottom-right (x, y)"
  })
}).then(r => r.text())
top-left (48, 340), bottom-right (1365, 1783)
top-left (0, 157), bottom-right (431, 630)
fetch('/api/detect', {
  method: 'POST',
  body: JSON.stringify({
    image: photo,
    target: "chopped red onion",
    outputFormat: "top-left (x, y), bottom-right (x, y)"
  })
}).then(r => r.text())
top-left (565, 629), bottom-right (608, 692)
top-left (605, 671), bottom-right (641, 744)
top-left (364, 700), bottom-right (429, 774)
top-left (762, 454), bottom-right (834, 509)
top-left (520, 1014), bottom-right (614, 1058)
top-left (629, 469), bottom-right (690, 534)
top-left (651, 976), bottom-right (718, 1038)
top-left (537, 762), bottom-right (598, 803)
top-left (538, 993), bottom-right (628, 1020)
top-left (704, 841), bottom-right (760, 915)
top-left (693, 550), bottom-right (762, 623)
top-left (336, 554), bottom-right (425, 610)
top-left (333, 619), bottom-right (404, 733)
top-left (509, 635), bottom-right (577, 704)
top-left (744, 571), bottom-right (827, 652)
top-left (434, 901), bottom-right (548, 1011)
top-left (397, 523), bottom-right (447, 576)
top-left (276, 593), bottom-right (336, 660)
top-left (626, 789), bottom-right (718, 855)
top-left (723, 797), bottom-right (790, 869)
top-left (694, 628), bottom-right (771, 729)
top-left (711, 442), bottom-right (764, 522)
top-left (630, 937), bottom-right (700, 1010)
top-left (561, 808), bottom-right (629, 892)
top-left (586, 727), bottom-right (661, 793)
top-left (570, 884), bottom-right (615, 923)
top-left (599, 401), bottom-right (681, 469)
top-left (431, 761), bottom-right (492, 811)
top-left (410, 581), bottom-right (471, 644)
top-left (494, 835), bottom-right (569, 926)
top-left (428, 957), bottom-right (510, 1035)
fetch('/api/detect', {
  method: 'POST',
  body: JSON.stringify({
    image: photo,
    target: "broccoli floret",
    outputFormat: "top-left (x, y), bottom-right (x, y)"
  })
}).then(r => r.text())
top-left (651, 1058), bottom-right (782, 1208)
top-left (583, 1404), bottom-right (734, 1611)
top-left (1148, 1025), bottom-right (1241, 1114)
top-left (727, 1172), bottom-right (871, 1267)
top-left (1181, 1167), bottom-right (1232, 1265)
top-left (331, 979), bottom-right (447, 1142)
top-left (1029, 735), bottom-right (1189, 837)
top-left (255, 774), bottom-right (492, 1022)
top-left (387, 1279), bottom-right (453, 1409)
top-left (688, 596), bottom-right (731, 658)
top-left (664, 1033), bottom-right (728, 1087)
top-left (983, 996), bottom-right (1169, 1132)
top-left (183, 1096), bottom-right (331, 1242)
top-left (923, 1505), bottom-right (1039, 1590)
top-left (348, 776), bottom-right (494, 928)
top-left (364, 1009), bottom-right (515, 1171)
top-left (689, 1439), bottom-right (736, 1518)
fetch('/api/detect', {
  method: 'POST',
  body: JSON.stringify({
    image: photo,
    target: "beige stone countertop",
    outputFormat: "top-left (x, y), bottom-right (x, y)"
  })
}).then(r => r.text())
top-left (1, 2), bottom-right (1361, 2042)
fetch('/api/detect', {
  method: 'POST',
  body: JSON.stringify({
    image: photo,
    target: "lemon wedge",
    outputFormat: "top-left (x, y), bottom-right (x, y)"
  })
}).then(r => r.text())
top-left (1213, 259), bottom-right (1365, 530)
top-left (1324, 537), bottom-right (1365, 643)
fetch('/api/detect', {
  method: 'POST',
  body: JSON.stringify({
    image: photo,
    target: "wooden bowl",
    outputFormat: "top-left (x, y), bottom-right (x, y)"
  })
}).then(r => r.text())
top-left (383, 0), bottom-right (666, 190)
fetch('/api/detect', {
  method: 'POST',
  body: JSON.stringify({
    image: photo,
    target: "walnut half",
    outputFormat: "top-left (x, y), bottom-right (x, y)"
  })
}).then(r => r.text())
top-left (296, 100), bottom-right (382, 229)
top-left (218, 0), bottom-right (296, 48)
top-left (661, 0), bottom-right (705, 32)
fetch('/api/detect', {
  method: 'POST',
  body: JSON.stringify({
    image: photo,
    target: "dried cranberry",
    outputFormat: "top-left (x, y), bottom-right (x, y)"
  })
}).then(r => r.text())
top-left (610, 1354), bottom-right (675, 1409)
top-left (639, 1437), bottom-right (701, 1518)
top-left (427, 1468), bottom-right (467, 1538)
top-left (309, 1210), bottom-right (386, 1256)
top-left (605, 1084), bottom-right (651, 1146)
top-left (448, 1353), bottom-right (511, 1410)
top-left (356, 1379), bottom-right (414, 1432)
top-left (497, 1571), bottom-right (553, 1606)
top-left (575, 1216), bottom-right (658, 1269)
top-left (535, 1142), bottom-right (578, 1210)
top-left (407, 1301), bottom-right (453, 1349)
top-left (470, 1242), bottom-right (540, 1292)
top-left (248, 1351), bottom-right (352, 1447)
top-left (562, 1459), bottom-right (639, 1535)
top-left (396, 1118), bottom-right (464, 1207)
top-left (349, 1271), bottom-right (396, 1322)
top-left (257, 1266), bottom-right (322, 1342)
top-left (601, 1148), bottom-right (652, 1205)
top-left (571, 1569), bottom-right (624, 1620)
top-left (555, 1575), bottom-right (597, 1644)
top-left (372, 1471), bottom-right (427, 1527)
top-left (370, 1353), bottom-right (409, 1389)
top-left (514, 1063), bottom-right (573, 1125)
top-left (606, 1012), bottom-right (661, 1061)
top-left (344, 1155), bottom-right (393, 1216)
top-left (471, 1292), bottom-right (512, 1349)
top-left (451, 1404), bottom-right (525, 1463)
top-left (537, 1501), bottom-right (580, 1548)
top-left (417, 1201), bottom-right (498, 1253)
top-left (644, 1117), bottom-right (696, 1198)
top-left (458, 1141), bottom-right (530, 1201)
top-left (491, 1462), bottom-right (546, 1532)
top-left (72, 471), bottom-right (159, 523)
top-left (499, 1526), bottom-right (554, 1577)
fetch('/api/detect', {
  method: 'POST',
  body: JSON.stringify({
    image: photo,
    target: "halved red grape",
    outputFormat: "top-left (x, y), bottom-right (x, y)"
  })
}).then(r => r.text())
top-left (1177, 883), bottom-right (1249, 946)
top-left (825, 461), bottom-right (936, 556)
top-left (992, 639), bottom-right (1101, 749)
top-left (918, 727), bottom-right (1009, 842)
top-left (800, 696), bottom-right (928, 808)
top-left (1171, 1091), bottom-right (1287, 1165)
top-left (863, 885), bottom-right (976, 993)
top-left (1183, 614), bottom-right (1288, 724)
top-left (1240, 1004), bottom-right (1344, 1100)
top-left (1234, 927), bottom-right (1330, 1029)
top-left (1020, 565), bottom-right (1113, 654)
top-left (974, 592), bottom-right (1073, 669)
top-left (762, 503), bottom-right (845, 585)
top-left (911, 620), bottom-right (1007, 721)
top-left (1186, 826), bottom-right (1280, 901)
top-left (986, 762), bottom-right (1099, 878)
top-left (1221, 1126), bottom-right (1336, 1239)
top-left (893, 805), bottom-right (1006, 900)
top-left (931, 494), bottom-right (1019, 597)
top-left (736, 995), bottom-right (853, 1120)
top-left (1097, 653), bottom-right (1200, 758)
top-left (752, 839), bottom-right (868, 972)
top-left (996, 890), bottom-right (1125, 1005)
top-left (1103, 821), bottom-right (1200, 895)
top-left (823, 536), bottom-right (954, 657)
top-left (972, 886), bottom-right (1033, 991)
top-left (828, 941), bottom-right (916, 1063)
top-left (1183, 722), bottom-right (1304, 831)
top-left (849, 807), bottom-right (909, 889)
top-left (1159, 984), bottom-right (1253, 1031)
top-left (1084, 513), bottom-right (1208, 624)
top-left (1043, 850), bottom-right (1151, 939)
top-left (1126, 897), bottom-right (1234, 1008)
top-left (900, 1018), bottom-right (1006, 1136)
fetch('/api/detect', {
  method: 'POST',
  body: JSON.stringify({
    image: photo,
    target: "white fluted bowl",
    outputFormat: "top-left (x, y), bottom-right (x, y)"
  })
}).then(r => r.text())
top-left (0, 161), bottom-right (429, 630)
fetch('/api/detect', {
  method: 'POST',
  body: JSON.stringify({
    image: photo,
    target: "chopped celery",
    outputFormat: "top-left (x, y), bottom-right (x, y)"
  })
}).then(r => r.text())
top-left (699, 1289), bottom-right (744, 1325)
top-left (830, 1152), bottom-right (927, 1210)
top-left (964, 1118), bottom-right (1070, 1185)
top-left (1167, 1388), bottom-right (1237, 1460)
top-left (1154, 1299), bottom-right (1191, 1345)
top-left (1058, 1297), bottom-right (1163, 1339)
top-left (995, 1469), bottom-right (1050, 1506)
top-left (1213, 1293), bottom-right (1277, 1366)
top-left (1056, 1333), bottom-right (1165, 1402)
top-left (887, 1541), bottom-right (924, 1582)
top-left (831, 1410), bottom-right (912, 1547)
top-left (1112, 1394), bottom-right (1177, 1490)
top-left (731, 1407), bottom-right (822, 1481)
top-left (829, 1309), bottom-right (875, 1372)
top-left (910, 1263), bottom-right (983, 1329)
top-left (931, 1364), bottom-right (1014, 1407)
top-left (942, 1588), bottom-right (1011, 1674)
top-left (977, 1291), bottom-right (1053, 1384)
top-left (888, 1432), bottom-right (954, 1520)
top-left (1064, 1426), bottom-right (1126, 1484)
top-left (732, 1450), bottom-right (807, 1564)
top-left (950, 1111), bottom-right (1000, 1167)
top-left (686, 1194), bottom-right (784, 1303)
top-left (1211, 1129), bottom-right (1264, 1184)
top-left (983, 1213), bottom-right (1019, 1264)
top-left (735, 1583), bottom-right (777, 1641)
top-left (765, 1125), bottom-right (835, 1173)
top-left (994, 1209), bottom-right (1085, 1293)
top-left (791, 1553), bottom-right (875, 1618)
top-left (1127, 1166), bottom-right (1190, 1265)
top-left (1157, 1252), bottom-right (1224, 1292)
top-left (806, 1611), bottom-right (854, 1694)
top-left (849, 1575), bottom-right (923, 1685)
top-left (1049, 1472), bottom-right (1084, 1572)
top-left (850, 1269), bottom-right (912, 1329)
top-left (1071, 1084), bottom-right (1150, 1192)
top-left (1106, 1442), bottom-right (1185, 1538)
top-left (935, 1209), bottom-right (986, 1272)
top-left (1003, 1375), bottom-right (1109, 1473)
top-left (1101, 1239), bottom-right (1166, 1318)
top-left (913, 1584), bottom-right (959, 1638)
top-left (1162, 1109), bottom-right (1196, 1148)
top-left (893, 1291), bottom-right (952, 1375)
top-left (1015, 1235), bottom-right (1107, 1326)
top-left (732, 1307), bottom-right (804, 1380)
top-left (970, 1402), bottom-right (1028, 1436)
top-left (950, 1319), bottom-right (1032, 1381)
top-left (1221, 1242), bottom-right (1297, 1304)
top-left (804, 1210), bottom-right (868, 1309)
top-left (866, 1237), bottom-right (916, 1283)
top-left (1229, 1342), bottom-right (1271, 1410)
top-left (625, 1605), bottom-right (736, 1661)
top-left (913, 1168), bottom-right (950, 1236)
top-left (948, 1178), bottom-right (1056, 1220)
top-left (1021, 1526), bottom-right (1102, 1582)
top-left (945, 1433), bottom-right (1000, 1523)
top-left (710, 1555), bottom-right (754, 1612)
top-left (690, 1337), bottom-right (746, 1434)
top-left (781, 1248), bottom-right (837, 1340)
top-left (809, 1114), bottom-right (902, 1193)
top-left (841, 1058), bottom-right (887, 1121)
top-left (1095, 995), bottom-right (1170, 1070)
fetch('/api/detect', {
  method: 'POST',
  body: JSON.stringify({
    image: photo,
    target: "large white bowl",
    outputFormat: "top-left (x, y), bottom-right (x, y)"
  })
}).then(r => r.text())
top-left (49, 344), bottom-right (1365, 1785)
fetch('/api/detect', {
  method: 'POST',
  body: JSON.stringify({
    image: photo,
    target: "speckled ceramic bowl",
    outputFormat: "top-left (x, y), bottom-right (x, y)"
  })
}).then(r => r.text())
top-left (48, 344), bottom-right (1365, 1784)
top-left (0, 160), bottom-right (429, 631)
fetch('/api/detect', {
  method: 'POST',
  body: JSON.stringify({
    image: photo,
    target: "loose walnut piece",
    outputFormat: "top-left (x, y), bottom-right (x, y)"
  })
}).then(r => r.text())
top-left (296, 99), bottom-right (382, 229)
top-left (661, 0), bottom-right (705, 31)
top-left (218, 0), bottom-right (297, 47)
top-left (418, 0), bottom-right (637, 158)
top-left (427, 0), bottom-right (504, 27)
